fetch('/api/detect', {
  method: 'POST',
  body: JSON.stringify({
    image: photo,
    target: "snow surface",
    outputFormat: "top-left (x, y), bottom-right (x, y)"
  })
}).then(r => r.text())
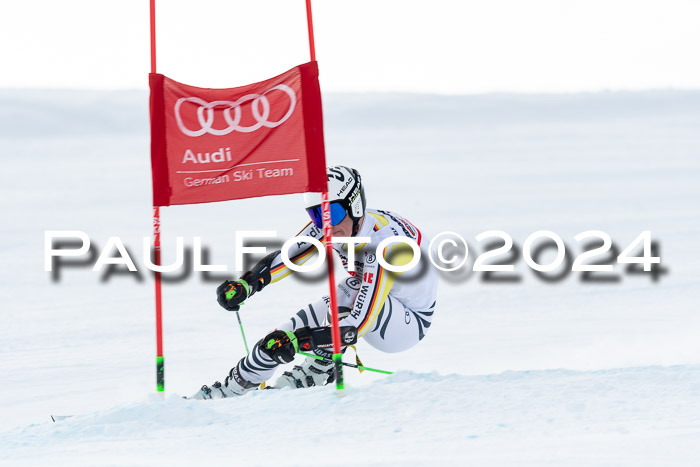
top-left (1, 89), bottom-right (699, 465)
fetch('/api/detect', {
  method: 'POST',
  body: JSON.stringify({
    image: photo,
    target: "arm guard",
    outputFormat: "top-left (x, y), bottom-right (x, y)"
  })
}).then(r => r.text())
top-left (242, 250), bottom-right (280, 297)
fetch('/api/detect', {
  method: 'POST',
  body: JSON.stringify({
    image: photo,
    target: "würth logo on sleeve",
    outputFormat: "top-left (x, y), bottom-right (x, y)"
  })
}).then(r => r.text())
top-left (174, 85), bottom-right (297, 137)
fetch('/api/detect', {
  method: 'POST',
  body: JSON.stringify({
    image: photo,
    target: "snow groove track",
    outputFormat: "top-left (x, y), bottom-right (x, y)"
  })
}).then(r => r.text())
top-left (2, 366), bottom-right (699, 466)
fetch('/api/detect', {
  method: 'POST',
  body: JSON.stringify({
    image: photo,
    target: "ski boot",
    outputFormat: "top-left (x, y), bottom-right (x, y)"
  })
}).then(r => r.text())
top-left (190, 364), bottom-right (258, 399)
top-left (272, 347), bottom-right (336, 389)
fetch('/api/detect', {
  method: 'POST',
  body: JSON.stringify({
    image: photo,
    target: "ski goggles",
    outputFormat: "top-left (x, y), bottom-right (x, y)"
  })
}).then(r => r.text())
top-left (306, 202), bottom-right (348, 229)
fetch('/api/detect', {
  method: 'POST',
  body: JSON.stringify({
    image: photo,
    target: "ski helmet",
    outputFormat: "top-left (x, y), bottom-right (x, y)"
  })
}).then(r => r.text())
top-left (304, 166), bottom-right (367, 236)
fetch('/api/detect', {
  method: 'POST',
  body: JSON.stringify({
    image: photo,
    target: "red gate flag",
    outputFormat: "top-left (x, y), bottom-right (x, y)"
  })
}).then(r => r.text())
top-left (149, 61), bottom-right (327, 207)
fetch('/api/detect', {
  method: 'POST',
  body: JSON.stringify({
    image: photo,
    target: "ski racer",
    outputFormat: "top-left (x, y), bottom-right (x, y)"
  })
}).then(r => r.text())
top-left (192, 165), bottom-right (438, 398)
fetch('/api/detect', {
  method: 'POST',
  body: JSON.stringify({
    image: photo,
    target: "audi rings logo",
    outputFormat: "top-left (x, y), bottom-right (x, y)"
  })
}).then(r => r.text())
top-left (174, 85), bottom-right (296, 137)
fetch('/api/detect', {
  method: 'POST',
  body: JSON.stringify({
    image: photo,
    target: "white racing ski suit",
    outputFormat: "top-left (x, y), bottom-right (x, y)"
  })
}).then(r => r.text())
top-left (236, 208), bottom-right (438, 385)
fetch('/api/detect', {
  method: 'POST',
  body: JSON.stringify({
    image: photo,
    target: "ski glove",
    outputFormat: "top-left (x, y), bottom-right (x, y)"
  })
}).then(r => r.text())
top-left (260, 330), bottom-right (299, 364)
top-left (216, 251), bottom-right (278, 311)
top-left (216, 278), bottom-right (250, 311)
top-left (259, 326), bottom-right (357, 364)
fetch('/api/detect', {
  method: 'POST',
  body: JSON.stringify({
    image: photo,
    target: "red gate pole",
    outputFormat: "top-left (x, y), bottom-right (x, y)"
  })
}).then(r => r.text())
top-left (305, 0), bottom-right (344, 391)
top-left (305, 0), bottom-right (317, 61)
top-left (150, 0), bottom-right (157, 74)
top-left (150, 0), bottom-right (165, 394)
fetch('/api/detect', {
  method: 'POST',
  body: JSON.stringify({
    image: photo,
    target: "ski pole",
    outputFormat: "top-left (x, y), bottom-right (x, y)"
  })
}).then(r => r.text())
top-left (234, 310), bottom-right (250, 355)
top-left (298, 351), bottom-right (393, 375)
top-left (226, 282), bottom-right (250, 355)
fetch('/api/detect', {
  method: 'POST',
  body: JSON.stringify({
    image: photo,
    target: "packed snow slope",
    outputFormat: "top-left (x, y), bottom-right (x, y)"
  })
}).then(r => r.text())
top-left (4, 367), bottom-right (700, 466)
top-left (1, 90), bottom-right (699, 465)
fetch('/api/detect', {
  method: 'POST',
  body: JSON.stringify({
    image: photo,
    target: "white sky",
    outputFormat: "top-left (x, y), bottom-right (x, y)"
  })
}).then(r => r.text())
top-left (2, 0), bottom-right (700, 94)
